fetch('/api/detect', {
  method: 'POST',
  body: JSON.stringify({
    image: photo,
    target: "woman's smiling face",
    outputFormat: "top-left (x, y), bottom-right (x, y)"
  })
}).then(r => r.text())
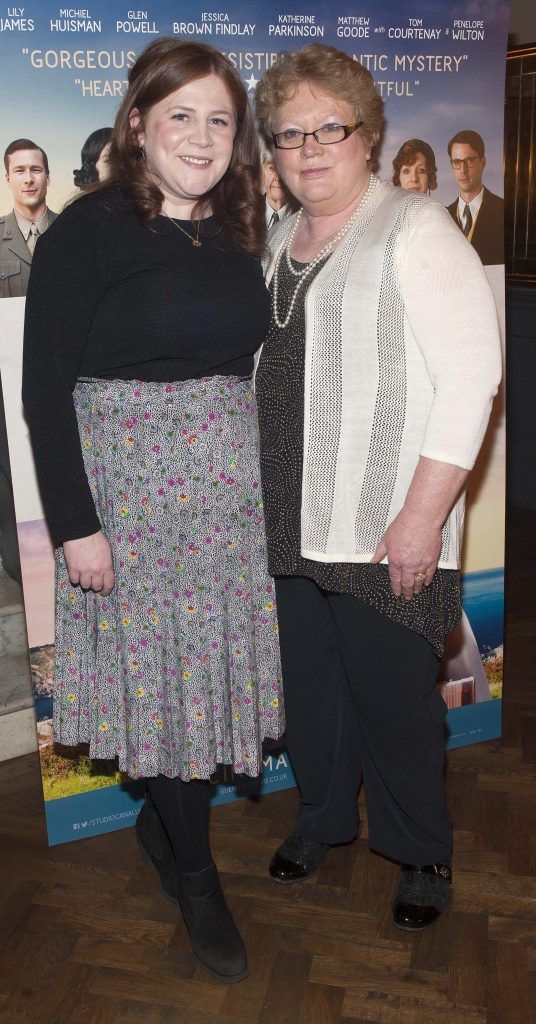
top-left (131, 73), bottom-right (237, 217)
top-left (273, 81), bottom-right (372, 217)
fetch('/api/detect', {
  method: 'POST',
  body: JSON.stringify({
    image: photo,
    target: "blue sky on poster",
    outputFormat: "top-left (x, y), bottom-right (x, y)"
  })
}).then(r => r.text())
top-left (0, 0), bottom-right (509, 211)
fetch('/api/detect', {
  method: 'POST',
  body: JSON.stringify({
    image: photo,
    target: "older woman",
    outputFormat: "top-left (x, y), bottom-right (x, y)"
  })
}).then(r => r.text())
top-left (23, 38), bottom-right (283, 982)
top-left (255, 44), bottom-right (501, 930)
top-left (392, 138), bottom-right (437, 194)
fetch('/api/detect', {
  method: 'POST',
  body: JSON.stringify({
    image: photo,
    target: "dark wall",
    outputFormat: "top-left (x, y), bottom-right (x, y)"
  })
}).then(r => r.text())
top-left (506, 286), bottom-right (536, 510)
top-left (508, 0), bottom-right (536, 46)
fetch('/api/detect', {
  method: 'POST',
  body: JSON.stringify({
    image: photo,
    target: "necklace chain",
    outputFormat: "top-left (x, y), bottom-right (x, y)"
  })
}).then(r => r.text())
top-left (166, 215), bottom-right (202, 247)
top-left (272, 175), bottom-right (378, 329)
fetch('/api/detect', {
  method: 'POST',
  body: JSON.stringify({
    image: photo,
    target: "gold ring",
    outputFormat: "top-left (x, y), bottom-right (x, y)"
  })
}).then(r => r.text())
top-left (414, 572), bottom-right (426, 581)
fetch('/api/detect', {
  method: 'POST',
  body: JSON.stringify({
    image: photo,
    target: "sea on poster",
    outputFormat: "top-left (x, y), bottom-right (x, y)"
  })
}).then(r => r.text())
top-left (0, 0), bottom-right (508, 844)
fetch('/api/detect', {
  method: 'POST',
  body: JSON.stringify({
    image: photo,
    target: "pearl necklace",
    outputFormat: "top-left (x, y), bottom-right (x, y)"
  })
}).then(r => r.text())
top-left (272, 175), bottom-right (377, 329)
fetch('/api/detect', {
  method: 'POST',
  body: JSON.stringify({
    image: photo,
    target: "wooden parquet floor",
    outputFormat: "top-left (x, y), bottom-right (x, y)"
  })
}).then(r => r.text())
top-left (0, 506), bottom-right (535, 1024)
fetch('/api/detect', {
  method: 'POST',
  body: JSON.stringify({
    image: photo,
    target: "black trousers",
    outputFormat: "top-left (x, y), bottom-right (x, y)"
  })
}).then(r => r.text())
top-left (275, 577), bottom-right (452, 865)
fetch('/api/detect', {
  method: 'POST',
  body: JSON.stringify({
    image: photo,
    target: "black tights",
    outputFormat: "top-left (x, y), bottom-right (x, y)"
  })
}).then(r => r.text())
top-left (146, 775), bottom-right (212, 874)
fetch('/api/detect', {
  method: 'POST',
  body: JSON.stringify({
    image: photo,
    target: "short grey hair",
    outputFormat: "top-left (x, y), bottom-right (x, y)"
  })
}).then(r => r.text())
top-left (255, 44), bottom-right (384, 149)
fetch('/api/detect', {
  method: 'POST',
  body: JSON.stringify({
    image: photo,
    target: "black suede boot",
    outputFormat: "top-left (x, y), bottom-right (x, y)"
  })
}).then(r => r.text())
top-left (176, 862), bottom-right (249, 983)
top-left (135, 791), bottom-right (180, 902)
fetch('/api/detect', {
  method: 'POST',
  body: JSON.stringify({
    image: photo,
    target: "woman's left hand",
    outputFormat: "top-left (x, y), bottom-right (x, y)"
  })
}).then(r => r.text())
top-left (370, 506), bottom-right (442, 601)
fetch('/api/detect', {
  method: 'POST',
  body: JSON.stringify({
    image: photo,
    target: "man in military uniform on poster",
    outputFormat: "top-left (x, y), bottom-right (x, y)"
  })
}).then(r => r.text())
top-left (1, 138), bottom-right (56, 298)
top-left (0, 139), bottom-right (56, 580)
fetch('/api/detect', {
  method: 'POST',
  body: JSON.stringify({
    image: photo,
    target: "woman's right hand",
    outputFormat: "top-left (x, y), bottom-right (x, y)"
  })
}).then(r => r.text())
top-left (63, 530), bottom-right (115, 596)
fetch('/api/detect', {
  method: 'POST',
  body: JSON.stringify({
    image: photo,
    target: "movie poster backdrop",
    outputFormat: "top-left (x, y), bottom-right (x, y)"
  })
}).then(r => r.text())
top-left (0, 0), bottom-right (508, 844)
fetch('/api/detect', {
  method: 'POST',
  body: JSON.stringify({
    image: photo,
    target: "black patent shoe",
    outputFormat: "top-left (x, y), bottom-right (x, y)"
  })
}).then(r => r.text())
top-left (177, 862), bottom-right (249, 983)
top-left (269, 835), bottom-right (330, 884)
top-left (135, 792), bottom-right (180, 903)
top-left (393, 863), bottom-right (452, 931)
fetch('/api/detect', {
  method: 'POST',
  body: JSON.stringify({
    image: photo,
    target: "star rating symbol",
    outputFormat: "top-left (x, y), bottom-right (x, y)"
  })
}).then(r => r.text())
top-left (244, 73), bottom-right (259, 92)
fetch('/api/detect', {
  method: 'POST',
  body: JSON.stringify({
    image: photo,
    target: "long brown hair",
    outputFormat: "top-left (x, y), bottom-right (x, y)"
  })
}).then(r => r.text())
top-left (106, 38), bottom-right (265, 256)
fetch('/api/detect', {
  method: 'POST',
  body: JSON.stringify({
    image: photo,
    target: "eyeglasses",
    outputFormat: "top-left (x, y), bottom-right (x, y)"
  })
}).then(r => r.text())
top-left (272, 122), bottom-right (364, 150)
top-left (450, 156), bottom-right (481, 169)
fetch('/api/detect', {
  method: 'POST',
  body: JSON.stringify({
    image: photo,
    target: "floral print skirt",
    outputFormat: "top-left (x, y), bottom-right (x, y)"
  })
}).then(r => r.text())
top-left (53, 376), bottom-right (284, 780)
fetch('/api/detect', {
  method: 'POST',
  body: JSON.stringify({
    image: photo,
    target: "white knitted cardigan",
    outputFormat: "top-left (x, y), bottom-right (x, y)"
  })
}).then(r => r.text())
top-left (261, 178), bottom-right (502, 570)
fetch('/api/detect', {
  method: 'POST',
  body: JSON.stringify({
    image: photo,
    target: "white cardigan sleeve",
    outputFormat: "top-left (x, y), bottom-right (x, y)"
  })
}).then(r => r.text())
top-left (396, 200), bottom-right (502, 470)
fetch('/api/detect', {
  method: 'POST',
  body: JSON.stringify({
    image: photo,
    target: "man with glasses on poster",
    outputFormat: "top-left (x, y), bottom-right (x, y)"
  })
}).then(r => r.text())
top-left (446, 129), bottom-right (504, 266)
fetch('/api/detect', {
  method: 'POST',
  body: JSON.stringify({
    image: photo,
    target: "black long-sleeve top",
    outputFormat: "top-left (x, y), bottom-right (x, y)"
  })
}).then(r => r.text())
top-left (22, 187), bottom-right (271, 545)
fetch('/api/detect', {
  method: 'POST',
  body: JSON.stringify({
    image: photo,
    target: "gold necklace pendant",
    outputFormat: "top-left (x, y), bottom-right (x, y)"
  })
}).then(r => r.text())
top-left (165, 214), bottom-right (202, 248)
